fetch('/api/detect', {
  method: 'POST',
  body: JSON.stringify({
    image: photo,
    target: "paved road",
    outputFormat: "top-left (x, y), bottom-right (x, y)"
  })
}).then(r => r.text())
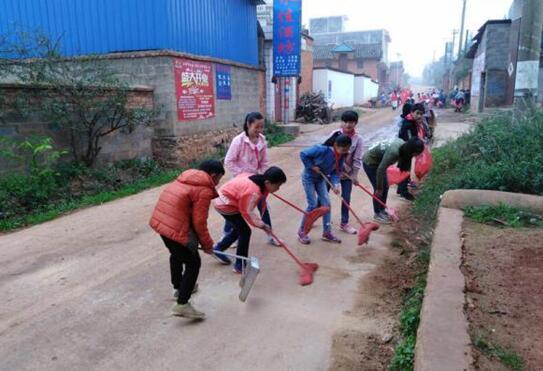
top-left (0, 108), bottom-right (400, 371)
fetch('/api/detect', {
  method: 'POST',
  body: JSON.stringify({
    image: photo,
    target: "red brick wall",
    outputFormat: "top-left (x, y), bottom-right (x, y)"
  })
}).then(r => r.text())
top-left (299, 37), bottom-right (314, 96)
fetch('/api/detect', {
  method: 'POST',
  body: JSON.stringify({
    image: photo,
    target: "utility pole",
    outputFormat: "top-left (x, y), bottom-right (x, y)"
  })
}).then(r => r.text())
top-left (452, 30), bottom-right (458, 61)
top-left (458, 0), bottom-right (467, 59)
top-left (514, 0), bottom-right (543, 113)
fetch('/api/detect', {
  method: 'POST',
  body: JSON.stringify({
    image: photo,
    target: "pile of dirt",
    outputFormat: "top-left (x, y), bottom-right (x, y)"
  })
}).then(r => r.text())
top-left (462, 221), bottom-right (543, 370)
top-left (328, 210), bottom-right (429, 370)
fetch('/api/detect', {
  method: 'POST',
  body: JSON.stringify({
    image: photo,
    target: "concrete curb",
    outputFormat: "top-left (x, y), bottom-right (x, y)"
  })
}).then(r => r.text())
top-left (414, 189), bottom-right (543, 371)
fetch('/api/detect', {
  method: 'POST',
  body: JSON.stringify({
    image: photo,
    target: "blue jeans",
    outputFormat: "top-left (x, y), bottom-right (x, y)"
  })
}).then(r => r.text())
top-left (324, 179), bottom-right (353, 224)
top-left (363, 163), bottom-right (389, 214)
top-left (340, 179), bottom-right (353, 224)
top-left (223, 198), bottom-right (271, 236)
top-left (300, 176), bottom-right (331, 233)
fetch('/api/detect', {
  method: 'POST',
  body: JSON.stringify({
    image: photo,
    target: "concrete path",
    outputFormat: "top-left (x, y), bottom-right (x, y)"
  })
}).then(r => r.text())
top-left (0, 108), bottom-right (401, 371)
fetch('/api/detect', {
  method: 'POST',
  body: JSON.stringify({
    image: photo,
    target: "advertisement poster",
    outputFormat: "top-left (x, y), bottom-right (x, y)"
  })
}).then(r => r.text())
top-left (215, 63), bottom-right (232, 100)
top-left (273, 0), bottom-right (302, 76)
top-left (174, 58), bottom-right (215, 121)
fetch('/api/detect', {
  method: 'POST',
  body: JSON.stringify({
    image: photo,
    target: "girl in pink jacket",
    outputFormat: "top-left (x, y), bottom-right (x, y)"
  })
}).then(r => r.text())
top-left (222, 112), bottom-right (277, 246)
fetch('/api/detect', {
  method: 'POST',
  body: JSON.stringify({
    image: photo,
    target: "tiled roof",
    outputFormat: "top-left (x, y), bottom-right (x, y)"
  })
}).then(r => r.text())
top-left (313, 42), bottom-right (382, 60)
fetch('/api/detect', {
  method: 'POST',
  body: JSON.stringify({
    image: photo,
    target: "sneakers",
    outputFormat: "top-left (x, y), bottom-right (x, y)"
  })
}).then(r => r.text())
top-left (340, 223), bottom-right (358, 235)
top-left (297, 229), bottom-right (311, 245)
top-left (172, 302), bottom-right (205, 319)
top-left (373, 211), bottom-right (392, 224)
top-left (398, 192), bottom-right (415, 202)
top-left (408, 181), bottom-right (418, 189)
top-left (212, 247), bottom-right (231, 265)
top-left (232, 259), bottom-right (245, 274)
top-left (268, 237), bottom-right (281, 247)
top-left (322, 231), bottom-right (342, 243)
top-left (173, 283), bottom-right (198, 299)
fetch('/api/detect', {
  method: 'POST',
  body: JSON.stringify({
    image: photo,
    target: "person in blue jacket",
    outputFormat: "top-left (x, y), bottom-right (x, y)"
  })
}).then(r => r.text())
top-left (298, 133), bottom-right (352, 245)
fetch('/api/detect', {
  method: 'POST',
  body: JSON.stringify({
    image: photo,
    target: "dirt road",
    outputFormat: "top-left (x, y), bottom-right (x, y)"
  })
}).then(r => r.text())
top-left (0, 108), bottom-right (400, 371)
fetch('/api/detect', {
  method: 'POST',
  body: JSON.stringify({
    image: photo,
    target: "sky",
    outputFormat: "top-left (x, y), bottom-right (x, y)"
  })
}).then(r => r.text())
top-left (302, 0), bottom-right (513, 77)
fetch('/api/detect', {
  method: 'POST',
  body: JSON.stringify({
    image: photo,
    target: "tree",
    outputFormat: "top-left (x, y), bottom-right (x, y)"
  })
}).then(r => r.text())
top-left (0, 30), bottom-right (158, 167)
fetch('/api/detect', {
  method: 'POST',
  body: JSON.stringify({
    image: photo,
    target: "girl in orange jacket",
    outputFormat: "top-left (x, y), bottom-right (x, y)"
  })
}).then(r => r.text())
top-left (213, 166), bottom-right (287, 273)
top-left (149, 160), bottom-right (225, 319)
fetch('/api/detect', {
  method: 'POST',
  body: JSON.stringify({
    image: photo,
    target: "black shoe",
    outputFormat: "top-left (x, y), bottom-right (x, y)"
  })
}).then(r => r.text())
top-left (398, 192), bottom-right (415, 201)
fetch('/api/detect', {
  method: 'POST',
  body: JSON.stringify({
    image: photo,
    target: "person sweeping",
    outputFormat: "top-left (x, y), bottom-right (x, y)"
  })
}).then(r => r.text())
top-left (362, 137), bottom-right (424, 224)
top-left (327, 110), bottom-right (364, 235)
top-left (297, 134), bottom-right (352, 244)
top-left (149, 160), bottom-right (225, 320)
top-left (213, 166), bottom-right (287, 273)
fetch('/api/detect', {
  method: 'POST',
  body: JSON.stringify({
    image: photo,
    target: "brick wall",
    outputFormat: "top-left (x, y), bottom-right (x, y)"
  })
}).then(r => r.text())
top-left (0, 84), bottom-right (154, 171)
top-left (85, 51), bottom-right (264, 166)
top-left (299, 36), bottom-right (314, 97)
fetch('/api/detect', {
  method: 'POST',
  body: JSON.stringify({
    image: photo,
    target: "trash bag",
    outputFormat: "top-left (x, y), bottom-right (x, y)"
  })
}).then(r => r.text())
top-left (415, 146), bottom-right (433, 179)
top-left (387, 165), bottom-right (410, 185)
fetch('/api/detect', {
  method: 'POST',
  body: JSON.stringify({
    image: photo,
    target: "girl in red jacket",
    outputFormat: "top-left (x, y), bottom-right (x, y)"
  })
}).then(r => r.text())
top-left (213, 166), bottom-right (287, 273)
top-left (149, 160), bottom-right (225, 320)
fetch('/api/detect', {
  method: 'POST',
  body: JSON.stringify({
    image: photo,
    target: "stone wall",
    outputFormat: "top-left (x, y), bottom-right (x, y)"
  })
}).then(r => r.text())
top-left (1, 50), bottom-right (266, 169)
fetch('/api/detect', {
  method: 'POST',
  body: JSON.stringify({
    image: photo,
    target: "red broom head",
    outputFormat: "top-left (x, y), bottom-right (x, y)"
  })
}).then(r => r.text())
top-left (299, 268), bottom-right (315, 286)
top-left (357, 222), bottom-right (380, 246)
top-left (298, 263), bottom-right (318, 286)
top-left (303, 206), bottom-right (330, 235)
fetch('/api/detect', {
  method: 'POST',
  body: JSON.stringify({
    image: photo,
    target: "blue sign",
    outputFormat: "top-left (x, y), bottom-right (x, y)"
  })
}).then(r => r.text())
top-left (215, 63), bottom-right (232, 100)
top-left (273, 0), bottom-right (302, 77)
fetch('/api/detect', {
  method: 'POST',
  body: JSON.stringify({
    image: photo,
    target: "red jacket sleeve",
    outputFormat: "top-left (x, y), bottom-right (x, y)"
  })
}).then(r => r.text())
top-left (191, 188), bottom-right (215, 250)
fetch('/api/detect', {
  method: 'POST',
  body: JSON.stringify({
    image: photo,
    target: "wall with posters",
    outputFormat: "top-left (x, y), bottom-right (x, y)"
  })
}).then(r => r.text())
top-left (93, 50), bottom-right (263, 166)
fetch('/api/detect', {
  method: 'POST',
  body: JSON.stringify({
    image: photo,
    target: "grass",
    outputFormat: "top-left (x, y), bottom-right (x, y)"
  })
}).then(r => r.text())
top-left (389, 253), bottom-right (429, 371)
top-left (391, 109), bottom-right (543, 370)
top-left (473, 333), bottom-right (524, 370)
top-left (464, 204), bottom-right (543, 228)
top-left (0, 168), bottom-right (179, 231)
top-left (0, 124), bottom-right (296, 233)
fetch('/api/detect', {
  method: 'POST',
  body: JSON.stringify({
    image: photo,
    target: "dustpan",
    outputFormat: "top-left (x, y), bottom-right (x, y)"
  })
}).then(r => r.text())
top-left (214, 251), bottom-right (260, 302)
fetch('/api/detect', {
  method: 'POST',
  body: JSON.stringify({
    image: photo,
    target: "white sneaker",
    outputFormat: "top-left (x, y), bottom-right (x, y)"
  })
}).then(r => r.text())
top-left (172, 302), bottom-right (205, 319)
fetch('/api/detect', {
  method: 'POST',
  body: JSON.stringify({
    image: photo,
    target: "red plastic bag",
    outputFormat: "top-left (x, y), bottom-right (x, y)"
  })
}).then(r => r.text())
top-left (415, 146), bottom-right (433, 179)
top-left (387, 165), bottom-right (410, 185)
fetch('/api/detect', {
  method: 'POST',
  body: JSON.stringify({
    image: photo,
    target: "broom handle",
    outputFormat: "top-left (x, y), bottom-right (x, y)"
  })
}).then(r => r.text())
top-left (268, 231), bottom-right (307, 269)
top-left (320, 173), bottom-right (364, 226)
top-left (271, 193), bottom-right (307, 215)
top-left (342, 173), bottom-right (388, 209)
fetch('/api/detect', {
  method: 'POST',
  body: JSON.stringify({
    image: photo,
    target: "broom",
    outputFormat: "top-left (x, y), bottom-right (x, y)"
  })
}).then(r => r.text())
top-left (269, 230), bottom-right (319, 286)
top-left (342, 173), bottom-right (400, 222)
top-left (320, 174), bottom-right (379, 246)
top-left (272, 193), bottom-right (329, 235)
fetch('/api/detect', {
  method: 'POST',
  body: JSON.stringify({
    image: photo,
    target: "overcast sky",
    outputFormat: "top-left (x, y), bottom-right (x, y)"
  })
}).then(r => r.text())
top-left (302, 0), bottom-right (513, 77)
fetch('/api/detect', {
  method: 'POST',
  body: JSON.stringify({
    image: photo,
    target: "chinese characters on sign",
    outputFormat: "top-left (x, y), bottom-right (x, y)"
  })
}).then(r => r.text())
top-left (273, 0), bottom-right (301, 77)
top-left (174, 58), bottom-right (215, 121)
top-left (215, 63), bottom-right (232, 100)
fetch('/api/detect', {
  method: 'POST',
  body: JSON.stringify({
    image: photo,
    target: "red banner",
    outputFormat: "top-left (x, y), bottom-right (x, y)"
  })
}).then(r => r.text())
top-left (174, 58), bottom-right (215, 121)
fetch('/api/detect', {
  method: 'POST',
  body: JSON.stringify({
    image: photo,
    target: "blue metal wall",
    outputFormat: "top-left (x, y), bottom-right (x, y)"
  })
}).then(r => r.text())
top-left (0, 0), bottom-right (259, 65)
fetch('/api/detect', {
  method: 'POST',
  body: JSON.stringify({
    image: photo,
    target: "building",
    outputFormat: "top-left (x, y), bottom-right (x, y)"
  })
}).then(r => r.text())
top-left (309, 17), bottom-right (390, 92)
top-left (257, 0), bottom-right (313, 123)
top-left (312, 68), bottom-right (379, 108)
top-left (389, 61), bottom-right (405, 90)
top-left (0, 0), bottom-right (266, 166)
top-left (466, 20), bottom-right (513, 111)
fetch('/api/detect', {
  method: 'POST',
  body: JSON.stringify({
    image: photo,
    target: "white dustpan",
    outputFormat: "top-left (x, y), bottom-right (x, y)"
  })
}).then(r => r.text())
top-left (214, 251), bottom-right (260, 302)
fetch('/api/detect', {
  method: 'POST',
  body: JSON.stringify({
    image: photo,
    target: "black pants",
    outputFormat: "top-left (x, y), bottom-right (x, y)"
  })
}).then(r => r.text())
top-left (215, 213), bottom-right (251, 268)
top-left (397, 177), bottom-right (409, 196)
top-left (363, 163), bottom-right (389, 214)
top-left (161, 235), bottom-right (201, 305)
